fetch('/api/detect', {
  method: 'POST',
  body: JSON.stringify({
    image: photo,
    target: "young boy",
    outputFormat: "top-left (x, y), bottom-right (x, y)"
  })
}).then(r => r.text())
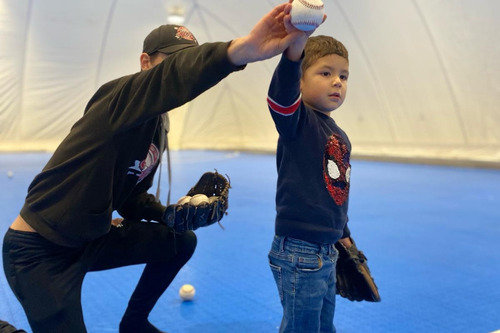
top-left (266, 33), bottom-right (353, 333)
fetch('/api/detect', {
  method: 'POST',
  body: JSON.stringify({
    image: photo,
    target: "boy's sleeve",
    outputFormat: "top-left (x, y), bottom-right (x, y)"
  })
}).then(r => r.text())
top-left (341, 219), bottom-right (351, 239)
top-left (267, 54), bottom-right (304, 138)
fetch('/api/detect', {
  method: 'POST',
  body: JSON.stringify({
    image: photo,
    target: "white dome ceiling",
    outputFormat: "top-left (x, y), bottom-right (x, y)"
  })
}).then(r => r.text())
top-left (1, 0), bottom-right (499, 167)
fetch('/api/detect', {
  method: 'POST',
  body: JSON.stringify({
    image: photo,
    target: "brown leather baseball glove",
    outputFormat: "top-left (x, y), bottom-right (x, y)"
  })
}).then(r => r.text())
top-left (335, 237), bottom-right (381, 302)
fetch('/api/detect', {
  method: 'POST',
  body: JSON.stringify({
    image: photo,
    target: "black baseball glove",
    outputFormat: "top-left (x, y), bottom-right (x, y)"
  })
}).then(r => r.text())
top-left (162, 171), bottom-right (230, 233)
top-left (335, 237), bottom-right (381, 302)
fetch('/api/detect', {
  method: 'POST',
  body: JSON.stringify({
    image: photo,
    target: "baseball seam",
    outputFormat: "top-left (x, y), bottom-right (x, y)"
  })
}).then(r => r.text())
top-left (298, 0), bottom-right (324, 10)
top-left (293, 20), bottom-right (320, 28)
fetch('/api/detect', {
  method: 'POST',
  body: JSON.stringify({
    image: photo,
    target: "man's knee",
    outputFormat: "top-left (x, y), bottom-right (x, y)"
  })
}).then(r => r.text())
top-left (176, 231), bottom-right (197, 262)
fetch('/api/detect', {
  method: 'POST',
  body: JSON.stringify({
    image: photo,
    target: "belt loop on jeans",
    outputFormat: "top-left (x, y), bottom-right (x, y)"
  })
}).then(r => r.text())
top-left (279, 236), bottom-right (286, 253)
top-left (326, 243), bottom-right (333, 255)
top-left (331, 243), bottom-right (337, 255)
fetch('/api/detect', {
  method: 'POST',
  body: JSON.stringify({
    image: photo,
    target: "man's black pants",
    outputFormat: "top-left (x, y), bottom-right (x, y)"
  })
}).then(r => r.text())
top-left (2, 219), bottom-right (196, 333)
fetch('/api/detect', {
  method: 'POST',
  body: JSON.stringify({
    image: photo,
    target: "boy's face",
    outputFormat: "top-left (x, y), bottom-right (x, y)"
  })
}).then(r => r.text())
top-left (300, 54), bottom-right (349, 115)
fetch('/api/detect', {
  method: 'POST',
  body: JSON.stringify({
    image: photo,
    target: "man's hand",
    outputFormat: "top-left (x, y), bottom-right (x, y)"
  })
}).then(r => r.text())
top-left (228, 2), bottom-right (325, 66)
top-left (111, 218), bottom-right (124, 227)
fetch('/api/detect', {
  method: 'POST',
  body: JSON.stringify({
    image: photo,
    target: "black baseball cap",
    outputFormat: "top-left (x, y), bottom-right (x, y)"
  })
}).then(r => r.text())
top-left (143, 24), bottom-right (199, 55)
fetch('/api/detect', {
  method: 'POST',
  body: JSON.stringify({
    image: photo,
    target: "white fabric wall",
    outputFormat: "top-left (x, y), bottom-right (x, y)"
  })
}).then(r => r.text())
top-left (1, 0), bottom-right (499, 166)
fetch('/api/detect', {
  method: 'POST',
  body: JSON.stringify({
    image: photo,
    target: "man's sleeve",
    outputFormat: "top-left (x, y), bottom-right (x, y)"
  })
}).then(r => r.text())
top-left (109, 42), bottom-right (245, 130)
top-left (117, 166), bottom-right (165, 222)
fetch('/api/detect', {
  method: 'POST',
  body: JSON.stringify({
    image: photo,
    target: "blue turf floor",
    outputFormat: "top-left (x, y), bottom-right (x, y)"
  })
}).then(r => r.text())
top-left (1, 151), bottom-right (499, 333)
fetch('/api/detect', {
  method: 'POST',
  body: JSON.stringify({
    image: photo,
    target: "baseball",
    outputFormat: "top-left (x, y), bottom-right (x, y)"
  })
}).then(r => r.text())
top-left (189, 194), bottom-right (209, 206)
top-left (7, 171), bottom-right (13, 178)
top-left (290, 0), bottom-right (325, 32)
top-left (179, 284), bottom-right (195, 301)
top-left (177, 195), bottom-right (191, 205)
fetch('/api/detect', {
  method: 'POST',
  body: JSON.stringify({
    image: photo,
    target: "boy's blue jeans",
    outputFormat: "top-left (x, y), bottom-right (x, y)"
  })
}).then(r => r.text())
top-left (268, 235), bottom-right (339, 333)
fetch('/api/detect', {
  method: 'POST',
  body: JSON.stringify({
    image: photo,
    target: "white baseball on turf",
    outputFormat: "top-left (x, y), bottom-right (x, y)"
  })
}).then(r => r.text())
top-left (290, 0), bottom-right (325, 31)
top-left (177, 195), bottom-right (191, 205)
top-left (179, 284), bottom-right (195, 301)
top-left (190, 194), bottom-right (209, 206)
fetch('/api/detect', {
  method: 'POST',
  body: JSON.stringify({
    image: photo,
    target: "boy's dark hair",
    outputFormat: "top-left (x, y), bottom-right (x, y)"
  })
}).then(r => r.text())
top-left (301, 36), bottom-right (349, 76)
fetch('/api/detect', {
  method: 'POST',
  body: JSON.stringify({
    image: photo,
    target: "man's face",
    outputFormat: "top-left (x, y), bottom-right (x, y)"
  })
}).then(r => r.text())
top-left (150, 53), bottom-right (168, 67)
top-left (141, 52), bottom-right (168, 71)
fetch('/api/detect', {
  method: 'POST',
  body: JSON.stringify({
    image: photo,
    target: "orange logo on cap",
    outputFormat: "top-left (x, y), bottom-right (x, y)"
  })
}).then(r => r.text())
top-left (175, 26), bottom-right (197, 44)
